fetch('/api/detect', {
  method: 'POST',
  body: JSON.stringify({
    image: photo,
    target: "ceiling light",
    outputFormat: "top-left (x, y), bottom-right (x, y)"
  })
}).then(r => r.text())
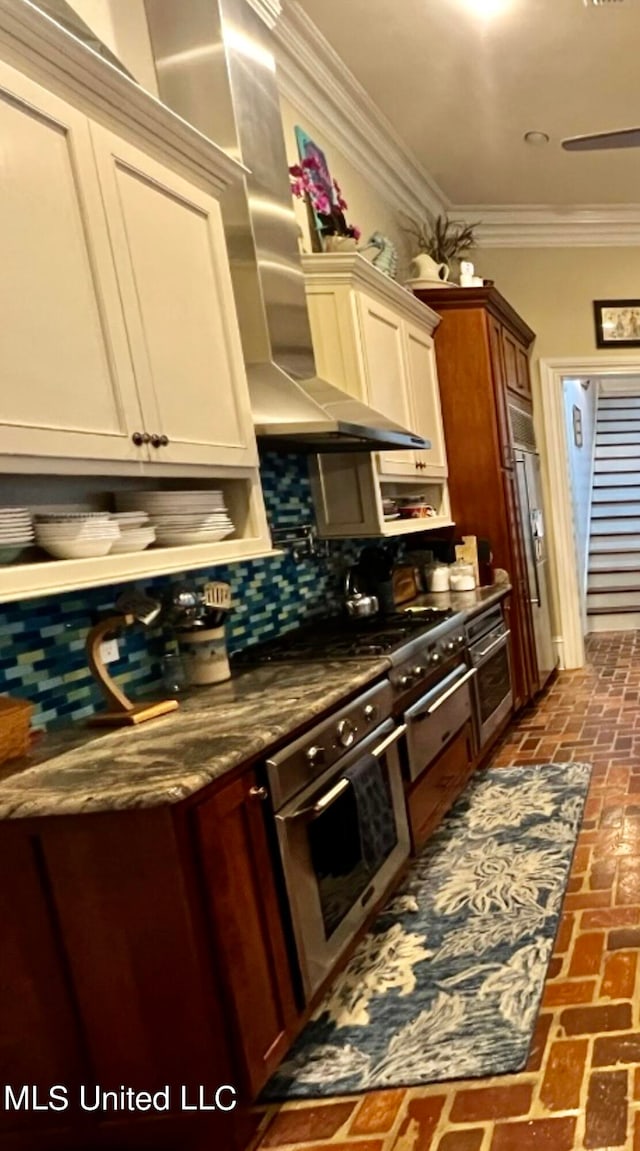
top-left (465, 0), bottom-right (510, 16)
top-left (524, 131), bottom-right (550, 146)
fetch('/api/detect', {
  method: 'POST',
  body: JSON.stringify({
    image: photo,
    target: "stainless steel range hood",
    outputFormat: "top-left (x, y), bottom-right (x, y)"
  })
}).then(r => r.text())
top-left (144, 0), bottom-right (429, 453)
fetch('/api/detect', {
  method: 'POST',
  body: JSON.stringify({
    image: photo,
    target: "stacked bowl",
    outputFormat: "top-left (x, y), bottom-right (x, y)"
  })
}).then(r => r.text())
top-left (109, 512), bottom-right (156, 554)
top-left (0, 507), bottom-right (34, 564)
top-left (34, 512), bottom-right (121, 560)
top-left (115, 491), bottom-right (234, 546)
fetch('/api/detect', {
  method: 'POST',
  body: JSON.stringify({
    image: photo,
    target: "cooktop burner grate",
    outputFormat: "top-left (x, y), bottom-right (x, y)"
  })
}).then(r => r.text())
top-left (230, 609), bottom-right (454, 663)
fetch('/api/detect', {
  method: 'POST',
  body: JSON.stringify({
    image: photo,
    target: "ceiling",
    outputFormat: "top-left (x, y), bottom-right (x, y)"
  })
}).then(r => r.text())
top-left (294, 0), bottom-right (640, 207)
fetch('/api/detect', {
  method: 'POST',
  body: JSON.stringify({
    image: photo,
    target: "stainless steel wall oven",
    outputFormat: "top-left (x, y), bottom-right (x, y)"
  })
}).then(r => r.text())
top-left (267, 682), bottom-right (409, 1001)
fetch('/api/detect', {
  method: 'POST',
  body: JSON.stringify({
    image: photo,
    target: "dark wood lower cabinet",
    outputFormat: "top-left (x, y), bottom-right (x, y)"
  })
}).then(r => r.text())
top-left (195, 771), bottom-right (298, 1098)
top-left (0, 801), bottom-right (276, 1151)
top-left (407, 721), bottom-right (476, 853)
top-left (1, 716), bottom-right (482, 1149)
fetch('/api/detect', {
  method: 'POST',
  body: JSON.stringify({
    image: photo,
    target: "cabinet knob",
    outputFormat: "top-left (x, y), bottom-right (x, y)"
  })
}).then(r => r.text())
top-left (150, 434), bottom-right (170, 449)
top-left (248, 785), bottom-right (268, 802)
top-left (160, 434), bottom-right (169, 447)
top-left (132, 431), bottom-right (150, 446)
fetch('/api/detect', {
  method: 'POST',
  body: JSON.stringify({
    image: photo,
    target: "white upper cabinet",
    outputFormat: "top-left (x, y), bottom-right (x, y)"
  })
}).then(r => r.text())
top-left (355, 295), bottom-right (418, 477)
top-left (403, 321), bottom-right (448, 478)
top-left (0, 63), bottom-right (144, 463)
top-left (302, 253), bottom-right (449, 482)
top-left (91, 126), bottom-right (257, 469)
top-left (0, 53), bottom-right (258, 473)
top-left (303, 254), bottom-right (452, 538)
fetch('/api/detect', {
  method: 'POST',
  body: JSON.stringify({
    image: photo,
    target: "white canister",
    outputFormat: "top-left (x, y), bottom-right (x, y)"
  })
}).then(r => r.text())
top-left (178, 627), bottom-right (231, 684)
top-left (425, 563), bottom-right (450, 592)
top-left (449, 561), bottom-right (476, 591)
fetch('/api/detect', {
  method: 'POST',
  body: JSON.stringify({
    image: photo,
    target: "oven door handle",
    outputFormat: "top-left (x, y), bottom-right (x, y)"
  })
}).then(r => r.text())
top-left (283, 724), bottom-right (407, 820)
top-left (474, 629), bottom-right (511, 660)
top-left (412, 668), bottom-right (477, 721)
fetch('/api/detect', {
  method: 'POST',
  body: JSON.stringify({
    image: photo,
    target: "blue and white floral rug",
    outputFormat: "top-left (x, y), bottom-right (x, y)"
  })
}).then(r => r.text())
top-left (264, 762), bottom-right (591, 1097)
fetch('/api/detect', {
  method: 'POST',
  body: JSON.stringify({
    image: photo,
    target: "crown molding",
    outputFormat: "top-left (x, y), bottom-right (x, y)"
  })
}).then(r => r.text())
top-left (272, 5), bottom-right (640, 249)
top-left (245, 0), bottom-right (282, 28)
top-left (273, 1), bottom-right (446, 222)
top-left (454, 204), bottom-right (640, 248)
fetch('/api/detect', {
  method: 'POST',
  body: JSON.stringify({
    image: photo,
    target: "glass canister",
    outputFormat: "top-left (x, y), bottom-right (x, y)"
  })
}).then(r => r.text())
top-left (425, 563), bottom-right (450, 592)
top-left (449, 561), bottom-right (476, 591)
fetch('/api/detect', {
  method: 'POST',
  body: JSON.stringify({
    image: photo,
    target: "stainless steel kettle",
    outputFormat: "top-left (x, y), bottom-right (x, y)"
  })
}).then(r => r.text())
top-left (344, 566), bottom-right (379, 619)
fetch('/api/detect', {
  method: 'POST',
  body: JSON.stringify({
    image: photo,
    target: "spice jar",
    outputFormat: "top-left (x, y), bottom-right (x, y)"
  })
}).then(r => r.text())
top-left (449, 561), bottom-right (476, 591)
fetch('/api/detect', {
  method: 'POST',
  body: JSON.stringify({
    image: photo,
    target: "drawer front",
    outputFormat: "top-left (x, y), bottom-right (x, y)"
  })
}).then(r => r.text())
top-left (408, 721), bottom-right (475, 852)
top-left (405, 673), bottom-right (474, 783)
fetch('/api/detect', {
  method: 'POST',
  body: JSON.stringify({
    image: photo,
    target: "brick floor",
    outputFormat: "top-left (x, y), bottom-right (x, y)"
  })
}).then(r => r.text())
top-left (255, 633), bottom-right (640, 1151)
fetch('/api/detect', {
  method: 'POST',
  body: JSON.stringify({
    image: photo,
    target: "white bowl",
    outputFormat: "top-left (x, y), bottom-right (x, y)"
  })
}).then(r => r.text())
top-left (155, 528), bottom-right (234, 546)
top-left (35, 524), bottom-right (120, 540)
top-left (110, 536), bottom-right (156, 554)
top-left (41, 539), bottom-right (116, 560)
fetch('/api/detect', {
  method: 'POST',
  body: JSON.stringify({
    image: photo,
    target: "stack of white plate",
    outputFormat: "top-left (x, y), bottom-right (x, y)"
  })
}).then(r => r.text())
top-left (34, 512), bottom-right (121, 560)
top-left (109, 512), bottom-right (156, 554)
top-left (0, 507), bottom-right (34, 564)
top-left (115, 491), bottom-right (234, 546)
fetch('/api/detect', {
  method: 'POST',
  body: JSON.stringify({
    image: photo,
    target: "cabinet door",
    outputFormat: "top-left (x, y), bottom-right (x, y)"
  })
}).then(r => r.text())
top-left (355, 293), bottom-right (417, 476)
top-left (487, 317), bottom-right (513, 469)
top-left (407, 721), bottom-right (475, 853)
top-left (0, 63), bottom-right (144, 463)
top-left (403, 322), bottom-right (448, 477)
top-left (91, 125), bottom-right (258, 469)
top-left (502, 327), bottom-right (532, 401)
top-left (196, 773), bottom-right (298, 1098)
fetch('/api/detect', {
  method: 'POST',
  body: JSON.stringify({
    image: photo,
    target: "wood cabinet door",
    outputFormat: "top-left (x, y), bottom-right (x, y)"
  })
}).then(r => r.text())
top-left (355, 293), bottom-right (418, 476)
top-left (487, 317), bottom-right (514, 469)
top-left (196, 773), bottom-right (298, 1098)
top-left (0, 63), bottom-right (144, 463)
top-left (502, 327), bottom-right (532, 401)
top-left (91, 125), bottom-right (258, 469)
top-left (403, 322), bottom-right (448, 477)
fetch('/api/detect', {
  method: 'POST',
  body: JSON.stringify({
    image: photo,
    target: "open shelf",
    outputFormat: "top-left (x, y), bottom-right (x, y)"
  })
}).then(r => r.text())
top-left (0, 471), bottom-right (275, 602)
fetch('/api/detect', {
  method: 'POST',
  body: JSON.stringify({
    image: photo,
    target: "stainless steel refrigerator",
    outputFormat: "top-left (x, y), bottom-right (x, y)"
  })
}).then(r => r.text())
top-left (514, 447), bottom-right (557, 689)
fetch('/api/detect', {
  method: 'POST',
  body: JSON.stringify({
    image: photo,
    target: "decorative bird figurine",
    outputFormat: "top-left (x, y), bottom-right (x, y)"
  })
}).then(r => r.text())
top-left (360, 232), bottom-right (399, 279)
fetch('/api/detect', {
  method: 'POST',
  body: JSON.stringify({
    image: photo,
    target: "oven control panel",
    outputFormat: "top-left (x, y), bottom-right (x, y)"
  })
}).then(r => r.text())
top-left (390, 629), bottom-right (467, 697)
top-left (266, 680), bottom-right (394, 810)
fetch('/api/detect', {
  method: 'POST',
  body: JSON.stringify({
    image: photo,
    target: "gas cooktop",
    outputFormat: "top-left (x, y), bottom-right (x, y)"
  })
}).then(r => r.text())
top-left (230, 608), bottom-right (455, 663)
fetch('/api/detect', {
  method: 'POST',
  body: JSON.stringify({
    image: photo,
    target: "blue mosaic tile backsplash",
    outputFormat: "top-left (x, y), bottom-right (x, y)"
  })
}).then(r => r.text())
top-left (0, 453), bottom-right (363, 729)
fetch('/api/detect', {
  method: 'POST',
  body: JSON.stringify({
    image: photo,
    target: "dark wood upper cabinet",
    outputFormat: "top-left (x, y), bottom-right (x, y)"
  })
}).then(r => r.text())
top-left (412, 286), bottom-right (539, 706)
top-left (195, 771), bottom-right (298, 1099)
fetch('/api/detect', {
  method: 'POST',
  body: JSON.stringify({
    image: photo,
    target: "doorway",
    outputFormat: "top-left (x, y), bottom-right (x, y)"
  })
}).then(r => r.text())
top-left (538, 358), bottom-right (640, 669)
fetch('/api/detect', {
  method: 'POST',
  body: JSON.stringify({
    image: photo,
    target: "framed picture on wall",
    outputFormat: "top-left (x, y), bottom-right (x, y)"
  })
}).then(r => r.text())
top-left (594, 299), bottom-right (640, 348)
top-left (572, 404), bottom-right (583, 448)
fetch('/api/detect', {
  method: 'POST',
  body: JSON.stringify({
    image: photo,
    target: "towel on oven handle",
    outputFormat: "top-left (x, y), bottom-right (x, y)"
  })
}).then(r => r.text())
top-left (344, 754), bottom-right (397, 872)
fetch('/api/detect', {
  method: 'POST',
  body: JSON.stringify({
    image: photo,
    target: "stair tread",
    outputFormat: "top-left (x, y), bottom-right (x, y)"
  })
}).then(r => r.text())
top-left (586, 604), bottom-right (640, 614)
top-left (587, 586), bottom-right (640, 595)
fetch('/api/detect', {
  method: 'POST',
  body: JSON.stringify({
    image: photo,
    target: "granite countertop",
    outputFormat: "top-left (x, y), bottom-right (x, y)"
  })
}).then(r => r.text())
top-left (0, 584), bottom-right (512, 823)
top-left (408, 582), bottom-right (511, 620)
top-left (0, 657), bottom-right (388, 821)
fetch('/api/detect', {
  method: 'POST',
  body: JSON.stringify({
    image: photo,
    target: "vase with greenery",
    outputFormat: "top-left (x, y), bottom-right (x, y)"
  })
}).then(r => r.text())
top-left (400, 211), bottom-right (479, 283)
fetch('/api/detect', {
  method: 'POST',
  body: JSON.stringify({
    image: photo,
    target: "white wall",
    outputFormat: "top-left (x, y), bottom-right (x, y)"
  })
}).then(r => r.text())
top-left (562, 378), bottom-right (597, 631)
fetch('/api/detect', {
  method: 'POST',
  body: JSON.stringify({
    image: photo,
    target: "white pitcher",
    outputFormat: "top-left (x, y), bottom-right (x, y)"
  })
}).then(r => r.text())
top-left (408, 253), bottom-right (450, 283)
